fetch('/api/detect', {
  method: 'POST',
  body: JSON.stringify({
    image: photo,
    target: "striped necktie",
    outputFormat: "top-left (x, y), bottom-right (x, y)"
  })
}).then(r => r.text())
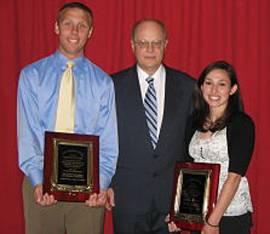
top-left (55, 61), bottom-right (75, 133)
top-left (144, 77), bottom-right (158, 149)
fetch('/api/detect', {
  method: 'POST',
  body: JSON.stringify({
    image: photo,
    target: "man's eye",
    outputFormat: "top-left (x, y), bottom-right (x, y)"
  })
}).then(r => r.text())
top-left (139, 41), bottom-right (147, 47)
top-left (63, 21), bottom-right (71, 26)
top-left (152, 41), bottom-right (162, 47)
top-left (79, 24), bottom-right (88, 29)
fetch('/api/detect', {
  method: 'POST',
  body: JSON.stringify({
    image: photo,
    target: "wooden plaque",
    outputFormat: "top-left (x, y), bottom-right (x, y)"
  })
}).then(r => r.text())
top-left (43, 131), bottom-right (99, 202)
top-left (169, 162), bottom-right (220, 231)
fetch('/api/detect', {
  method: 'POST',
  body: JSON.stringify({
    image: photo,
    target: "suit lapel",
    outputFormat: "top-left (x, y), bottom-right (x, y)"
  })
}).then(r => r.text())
top-left (127, 67), bottom-right (144, 110)
top-left (127, 66), bottom-right (153, 149)
top-left (155, 68), bottom-right (184, 151)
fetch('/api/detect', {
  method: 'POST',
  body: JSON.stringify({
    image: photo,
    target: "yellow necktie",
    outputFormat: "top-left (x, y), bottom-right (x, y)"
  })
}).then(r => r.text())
top-left (55, 61), bottom-right (75, 133)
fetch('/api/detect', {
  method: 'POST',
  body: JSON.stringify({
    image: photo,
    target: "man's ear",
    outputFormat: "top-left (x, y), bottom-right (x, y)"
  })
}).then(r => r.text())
top-left (131, 40), bottom-right (135, 53)
top-left (54, 22), bottom-right (60, 35)
top-left (88, 27), bottom-right (93, 38)
top-left (164, 39), bottom-right (168, 48)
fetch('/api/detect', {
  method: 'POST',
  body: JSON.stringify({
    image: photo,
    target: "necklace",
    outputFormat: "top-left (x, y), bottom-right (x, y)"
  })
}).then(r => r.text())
top-left (200, 146), bottom-right (206, 159)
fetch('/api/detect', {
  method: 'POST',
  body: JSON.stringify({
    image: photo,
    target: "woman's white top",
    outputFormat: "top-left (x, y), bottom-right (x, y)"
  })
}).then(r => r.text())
top-left (189, 128), bottom-right (253, 216)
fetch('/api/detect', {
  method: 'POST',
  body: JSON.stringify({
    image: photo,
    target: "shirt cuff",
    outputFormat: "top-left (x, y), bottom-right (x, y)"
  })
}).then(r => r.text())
top-left (99, 175), bottom-right (111, 190)
top-left (28, 169), bottom-right (43, 187)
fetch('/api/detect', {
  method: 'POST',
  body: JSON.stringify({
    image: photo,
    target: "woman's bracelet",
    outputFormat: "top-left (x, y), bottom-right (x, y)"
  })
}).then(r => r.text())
top-left (205, 219), bottom-right (219, 228)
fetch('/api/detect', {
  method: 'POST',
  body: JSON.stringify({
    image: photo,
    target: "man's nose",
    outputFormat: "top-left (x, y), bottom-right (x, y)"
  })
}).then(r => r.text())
top-left (146, 42), bottom-right (154, 52)
top-left (71, 25), bottom-right (79, 33)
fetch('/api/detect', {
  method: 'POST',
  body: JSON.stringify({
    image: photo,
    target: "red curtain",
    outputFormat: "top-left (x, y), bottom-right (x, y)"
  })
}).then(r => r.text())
top-left (0, 0), bottom-right (269, 233)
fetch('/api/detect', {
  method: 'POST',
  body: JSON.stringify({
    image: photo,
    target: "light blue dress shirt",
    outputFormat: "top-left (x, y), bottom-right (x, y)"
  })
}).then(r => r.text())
top-left (17, 51), bottom-right (118, 190)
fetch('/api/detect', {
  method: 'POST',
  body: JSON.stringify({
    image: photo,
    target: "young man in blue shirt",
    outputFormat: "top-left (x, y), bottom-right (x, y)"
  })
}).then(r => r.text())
top-left (17, 2), bottom-right (118, 233)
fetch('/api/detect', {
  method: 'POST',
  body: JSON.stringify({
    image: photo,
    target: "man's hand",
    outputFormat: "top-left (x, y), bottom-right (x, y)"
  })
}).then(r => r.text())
top-left (34, 184), bottom-right (57, 206)
top-left (165, 214), bottom-right (181, 233)
top-left (105, 188), bottom-right (115, 210)
top-left (85, 189), bottom-right (107, 207)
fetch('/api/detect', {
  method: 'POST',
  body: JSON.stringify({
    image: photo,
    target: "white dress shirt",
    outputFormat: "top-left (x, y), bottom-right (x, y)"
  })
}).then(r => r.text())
top-left (137, 64), bottom-right (166, 138)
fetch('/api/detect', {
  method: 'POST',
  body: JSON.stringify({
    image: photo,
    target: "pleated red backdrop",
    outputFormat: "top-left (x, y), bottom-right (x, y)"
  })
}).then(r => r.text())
top-left (0, 0), bottom-right (269, 233)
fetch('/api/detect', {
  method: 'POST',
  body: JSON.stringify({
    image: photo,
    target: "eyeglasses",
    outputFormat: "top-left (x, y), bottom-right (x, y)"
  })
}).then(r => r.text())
top-left (134, 40), bottom-right (165, 49)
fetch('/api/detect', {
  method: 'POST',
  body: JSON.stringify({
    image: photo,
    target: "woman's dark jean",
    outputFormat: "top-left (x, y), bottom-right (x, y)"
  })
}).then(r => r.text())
top-left (191, 212), bottom-right (252, 234)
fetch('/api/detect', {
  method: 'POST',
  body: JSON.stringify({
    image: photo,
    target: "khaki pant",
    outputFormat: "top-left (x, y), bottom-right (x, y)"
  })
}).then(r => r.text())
top-left (23, 177), bottom-right (104, 234)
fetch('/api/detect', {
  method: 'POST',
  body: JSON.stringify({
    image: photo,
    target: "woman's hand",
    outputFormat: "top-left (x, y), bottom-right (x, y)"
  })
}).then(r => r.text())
top-left (201, 223), bottom-right (219, 234)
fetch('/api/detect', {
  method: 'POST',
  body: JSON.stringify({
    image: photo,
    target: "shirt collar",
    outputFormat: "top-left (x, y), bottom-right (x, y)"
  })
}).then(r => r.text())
top-left (137, 64), bottom-right (164, 82)
top-left (54, 50), bottom-right (84, 67)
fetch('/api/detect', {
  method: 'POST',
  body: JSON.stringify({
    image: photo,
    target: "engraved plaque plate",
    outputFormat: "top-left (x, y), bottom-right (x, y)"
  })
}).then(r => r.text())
top-left (43, 131), bottom-right (99, 202)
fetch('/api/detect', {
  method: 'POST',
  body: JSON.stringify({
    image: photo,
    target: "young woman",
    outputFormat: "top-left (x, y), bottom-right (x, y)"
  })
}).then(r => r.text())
top-left (169, 61), bottom-right (255, 234)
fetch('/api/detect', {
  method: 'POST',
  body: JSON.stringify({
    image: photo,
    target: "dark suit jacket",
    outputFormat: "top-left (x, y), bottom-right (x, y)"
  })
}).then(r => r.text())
top-left (111, 65), bottom-right (195, 215)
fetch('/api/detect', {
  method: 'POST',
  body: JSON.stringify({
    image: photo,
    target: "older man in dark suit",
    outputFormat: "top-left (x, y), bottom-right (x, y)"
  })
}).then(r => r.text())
top-left (108, 19), bottom-right (195, 234)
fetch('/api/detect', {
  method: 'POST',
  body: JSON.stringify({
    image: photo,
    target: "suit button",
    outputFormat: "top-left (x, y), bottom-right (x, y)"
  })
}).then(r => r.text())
top-left (152, 173), bottom-right (157, 178)
top-left (153, 154), bottom-right (159, 159)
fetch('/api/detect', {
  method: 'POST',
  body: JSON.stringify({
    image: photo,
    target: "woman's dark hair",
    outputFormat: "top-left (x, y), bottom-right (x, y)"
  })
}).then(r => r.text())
top-left (193, 60), bottom-right (244, 132)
